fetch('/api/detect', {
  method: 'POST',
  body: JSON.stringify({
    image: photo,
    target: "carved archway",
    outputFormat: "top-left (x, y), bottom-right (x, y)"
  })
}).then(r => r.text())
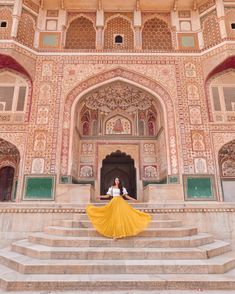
top-left (61, 67), bottom-right (178, 179)
top-left (219, 140), bottom-right (235, 178)
top-left (0, 138), bottom-right (20, 201)
top-left (218, 139), bottom-right (235, 201)
top-left (0, 54), bottom-right (33, 122)
top-left (205, 56), bottom-right (235, 122)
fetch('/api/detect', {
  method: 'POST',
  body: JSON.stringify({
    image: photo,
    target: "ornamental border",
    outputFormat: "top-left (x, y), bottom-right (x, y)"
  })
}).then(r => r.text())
top-left (0, 207), bottom-right (235, 213)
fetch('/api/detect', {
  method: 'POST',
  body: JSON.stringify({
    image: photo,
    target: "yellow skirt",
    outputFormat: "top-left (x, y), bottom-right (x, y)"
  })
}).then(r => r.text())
top-left (86, 196), bottom-right (151, 238)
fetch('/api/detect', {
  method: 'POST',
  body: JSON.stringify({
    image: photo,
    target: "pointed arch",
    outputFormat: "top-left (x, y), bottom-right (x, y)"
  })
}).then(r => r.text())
top-left (65, 16), bottom-right (96, 49)
top-left (61, 67), bottom-right (178, 176)
top-left (142, 16), bottom-right (173, 50)
top-left (104, 15), bottom-right (134, 49)
top-left (0, 55), bottom-right (33, 122)
top-left (205, 56), bottom-right (235, 121)
top-left (17, 13), bottom-right (36, 48)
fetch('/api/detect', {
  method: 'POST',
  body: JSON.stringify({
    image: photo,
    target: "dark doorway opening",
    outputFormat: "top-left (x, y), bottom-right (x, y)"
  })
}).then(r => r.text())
top-left (0, 166), bottom-right (14, 201)
top-left (100, 150), bottom-right (137, 199)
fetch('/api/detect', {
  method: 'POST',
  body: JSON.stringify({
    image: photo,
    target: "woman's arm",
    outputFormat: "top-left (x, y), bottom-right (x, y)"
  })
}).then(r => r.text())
top-left (124, 194), bottom-right (137, 201)
top-left (100, 194), bottom-right (111, 199)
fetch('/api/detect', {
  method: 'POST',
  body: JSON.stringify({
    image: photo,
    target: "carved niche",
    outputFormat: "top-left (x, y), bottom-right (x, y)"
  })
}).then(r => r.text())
top-left (219, 140), bottom-right (235, 177)
top-left (78, 81), bottom-right (158, 137)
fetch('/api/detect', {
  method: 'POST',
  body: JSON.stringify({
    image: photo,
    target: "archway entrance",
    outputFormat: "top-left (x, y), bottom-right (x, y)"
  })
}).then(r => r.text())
top-left (0, 166), bottom-right (14, 201)
top-left (100, 150), bottom-right (137, 199)
top-left (0, 138), bottom-right (20, 201)
top-left (219, 140), bottom-right (235, 201)
top-left (68, 75), bottom-right (173, 201)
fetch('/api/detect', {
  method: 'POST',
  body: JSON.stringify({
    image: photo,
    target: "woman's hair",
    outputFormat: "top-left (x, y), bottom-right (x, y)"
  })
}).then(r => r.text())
top-left (112, 177), bottom-right (123, 195)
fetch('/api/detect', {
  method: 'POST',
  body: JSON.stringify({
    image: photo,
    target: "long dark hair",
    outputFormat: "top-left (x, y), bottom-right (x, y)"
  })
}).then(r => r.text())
top-left (112, 177), bottom-right (123, 195)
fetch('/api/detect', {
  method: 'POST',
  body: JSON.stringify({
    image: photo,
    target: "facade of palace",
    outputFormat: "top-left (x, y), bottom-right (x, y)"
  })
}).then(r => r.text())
top-left (0, 0), bottom-right (235, 205)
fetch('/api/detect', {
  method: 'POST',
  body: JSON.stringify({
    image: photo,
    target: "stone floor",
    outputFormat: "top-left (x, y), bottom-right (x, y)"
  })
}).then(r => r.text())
top-left (0, 290), bottom-right (234, 294)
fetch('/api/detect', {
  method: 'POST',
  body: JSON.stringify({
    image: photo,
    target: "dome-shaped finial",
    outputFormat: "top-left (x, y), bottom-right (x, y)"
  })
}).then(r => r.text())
top-left (98, 0), bottom-right (103, 10)
top-left (136, 0), bottom-right (140, 11)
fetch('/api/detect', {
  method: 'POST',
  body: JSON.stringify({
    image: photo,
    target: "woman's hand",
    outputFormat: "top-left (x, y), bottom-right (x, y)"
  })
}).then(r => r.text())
top-left (96, 195), bottom-right (100, 200)
top-left (124, 194), bottom-right (137, 201)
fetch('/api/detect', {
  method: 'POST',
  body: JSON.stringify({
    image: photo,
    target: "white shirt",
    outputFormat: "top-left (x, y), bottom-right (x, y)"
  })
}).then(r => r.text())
top-left (107, 187), bottom-right (128, 197)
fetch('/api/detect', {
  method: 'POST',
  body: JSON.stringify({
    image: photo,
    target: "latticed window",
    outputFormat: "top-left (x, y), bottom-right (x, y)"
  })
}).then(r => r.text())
top-left (0, 71), bottom-right (28, 122)
top-left (210, 71), bottom-right (235, 122)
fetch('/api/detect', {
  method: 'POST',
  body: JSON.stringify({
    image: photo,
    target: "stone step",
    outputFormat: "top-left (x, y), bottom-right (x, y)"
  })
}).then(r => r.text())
top-left (53, 219), bottom-right (183, 229)
top-left (28, 232), bottom-right (214, 248)
top-left (2, 270), bottom-right (235, 292)
top-left (73, 213), bottom-right (171, 221)
top-left (1, 249), bottom-right (235, 275)
top-left (10, 240), bottom-right (231, 260)
top-left (44, 226), bottom-right (198, 238)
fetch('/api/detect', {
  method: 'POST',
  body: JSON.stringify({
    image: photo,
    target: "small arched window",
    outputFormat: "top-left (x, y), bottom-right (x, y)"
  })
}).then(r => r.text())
top-left (0, 71), bottom-right (28, 122)
top-left (114, 35), bottom-right (123, 44)
top-left (210, 70), bottom-right (235, 122)
top-left (0, 21), bottom-right (7, 28)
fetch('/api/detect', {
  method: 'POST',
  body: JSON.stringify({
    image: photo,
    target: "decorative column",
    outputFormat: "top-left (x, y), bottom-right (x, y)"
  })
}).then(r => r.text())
top-left (134, 9), bottom-right (142, 50)
top-left (191, 10), bottom-right (204, 49)
top-left (33, 8), bottom-right (46, 48)
top-left (170, 10), bottom-right (179, 50)
top-left (216, 0), bottom-right (227, 39)
top-left (59, 9), bottom-right (67, 48)
top-left (11, 0), bottom-right (22, 38)
top-left (96, 8), bottom-right (104, 50)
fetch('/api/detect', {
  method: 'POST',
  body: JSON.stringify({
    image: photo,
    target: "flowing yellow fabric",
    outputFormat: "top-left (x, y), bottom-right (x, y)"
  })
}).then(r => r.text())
top-left (86, 196), bottom-right (151, 238)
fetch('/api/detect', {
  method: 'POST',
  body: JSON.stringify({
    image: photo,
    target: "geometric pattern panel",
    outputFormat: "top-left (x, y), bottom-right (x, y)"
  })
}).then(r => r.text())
top-left (0, 8), bottom-right (12, 40)
top-left (65, 17), bottom-right (96, 49)
top-left (17, 13), bottom-right (35, 48)
top-left (104, 16), bottom-right (134, 50)
top-left (142, 18), bottom-right (173, 50)
top-left (225, 9), bottom-right (235, 39)
top-left (201, 11), bottom-right (221, 48)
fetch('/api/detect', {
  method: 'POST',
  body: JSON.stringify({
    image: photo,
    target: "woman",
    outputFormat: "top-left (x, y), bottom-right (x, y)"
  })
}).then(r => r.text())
top-left (86, 177), bottom-right (151, 239)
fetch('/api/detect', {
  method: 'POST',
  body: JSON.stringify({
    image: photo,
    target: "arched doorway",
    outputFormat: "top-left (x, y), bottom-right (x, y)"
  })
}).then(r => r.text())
top-left (63, 68), bottom-right (179, 201)
top-left (0, 138), bottom-right (20, 201)
top-left (219, 140), bottom-right (235, 201)
top-left (100, 150), bottom-right (136, 199)
top-left (0, 166), bottom-right (14, 201)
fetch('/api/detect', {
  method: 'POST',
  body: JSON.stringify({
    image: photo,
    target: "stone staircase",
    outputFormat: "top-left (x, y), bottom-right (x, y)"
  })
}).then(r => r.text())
top-left (0, 213), bottom-right (235, 291)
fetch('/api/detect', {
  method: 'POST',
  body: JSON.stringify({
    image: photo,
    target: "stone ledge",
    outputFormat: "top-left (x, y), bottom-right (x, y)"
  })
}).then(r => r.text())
top-left (0, 207), bottom-right (235, 214)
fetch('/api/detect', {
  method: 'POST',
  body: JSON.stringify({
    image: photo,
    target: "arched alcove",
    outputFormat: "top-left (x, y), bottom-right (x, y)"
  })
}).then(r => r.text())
top-left (219, 140), bottom-right (235, 202)
top-left (68, 78), bottom-right (169, 200)
top-left (61, 68), bottom-right (178, 201)
top-left (0, 138), bottom-right (20, 201)
top-left (142, 17), bottom-right (173, 50)
top-left (205, 56), bottom-right (235, 122)
top-left (65, 16), bottom-right (96, 49)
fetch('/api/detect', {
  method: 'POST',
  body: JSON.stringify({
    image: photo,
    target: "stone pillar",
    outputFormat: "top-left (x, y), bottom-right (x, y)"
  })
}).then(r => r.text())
top-left (170, 10), bottom-right (179, 50)
top-left (59, 9), bottom-right (67, 48)
top-left (96, 9), bottom-right (104, 49)
top-left (33, 8), bottom-right (46, 48)
top-left (191, 10), bottom-right (204, 50)
top-left (216, 0), bottom-right (227, 39)
top-left (34, 29), bottom-right (40, 48)
top-left (134, 10), bottom-right (141, 50)
top-left (11, 0), bottom-right (22, 38)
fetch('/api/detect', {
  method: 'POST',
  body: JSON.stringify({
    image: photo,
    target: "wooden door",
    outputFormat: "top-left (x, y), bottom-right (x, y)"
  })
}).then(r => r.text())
top-left (100, 150), bottom-right (137, 199)
top-left (0, 166), bottom-right (14, 201)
